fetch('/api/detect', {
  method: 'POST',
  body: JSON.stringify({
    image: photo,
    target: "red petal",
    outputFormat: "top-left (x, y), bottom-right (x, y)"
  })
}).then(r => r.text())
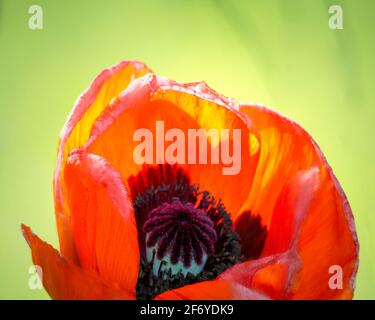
top-left (221, 169), bottom-right (317, 299)
top-left (219, 251), bottom-right (299, 300)
top-left (235, 104), bottom-right (358, 299)
top-left (154, 280), bottom-right (269, 300)
top-left (21, 224), bottom-right (135, 300)
top-left (63, 151), bottom-right (139, 294)
top-left (83, 76), bottom-right (260, 216)
top-left (54, 61), bottom-right (152, 262)
top-left (262, 168), bottom-right (320, 255)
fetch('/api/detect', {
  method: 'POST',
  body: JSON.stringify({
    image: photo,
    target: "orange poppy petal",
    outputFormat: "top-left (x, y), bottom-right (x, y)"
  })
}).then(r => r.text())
top-left (63, 150), bottom-right (139, 294)
top-left (84, 75), bottom-right (260, 216)
top-left (54, 61), bottom-right (152, 262)
top-left (154, 280), bottom-right (269, 300)
top-left (220, 169), bottom-right (317, 299)
top-left (219, 251), bottom-right (299, 300)
top-left (237, 104), bottom-right (358, 299)
top-left (262, 168), bottom-right (320, 255)
top-left (21, 224), bottom-right (135, 300)
top-left (291, 171), bottom-right (358, 299)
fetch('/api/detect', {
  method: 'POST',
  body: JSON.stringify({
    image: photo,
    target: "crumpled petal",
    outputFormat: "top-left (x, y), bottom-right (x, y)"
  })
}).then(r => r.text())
top-left (54, 61), bottom-right (152, 262)
top-left (219, 251), bottom-right (299, 300)
top-left (83, 75), bottom-right (260, 216)
top-left (63, 150), bottom-right (139, 294)
top-left (154, 280), bottom-right (269, 300)
top-left (231, 104), bottom-right (358, 299)
top-left (262, 168), bottom-right (320, 255)
top-left (21, 224), bottom-right (135, 300)
top-left (220, 168), bottom-right (318, 299)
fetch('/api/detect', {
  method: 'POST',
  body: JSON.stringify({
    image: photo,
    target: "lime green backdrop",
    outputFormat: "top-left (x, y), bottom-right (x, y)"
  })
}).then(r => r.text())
top-left (0, 0), bottom-right (374, 299)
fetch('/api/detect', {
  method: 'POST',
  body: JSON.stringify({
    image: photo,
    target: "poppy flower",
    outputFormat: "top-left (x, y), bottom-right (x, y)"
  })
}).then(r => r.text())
top-left (22, 60), bottom-right (358, 300)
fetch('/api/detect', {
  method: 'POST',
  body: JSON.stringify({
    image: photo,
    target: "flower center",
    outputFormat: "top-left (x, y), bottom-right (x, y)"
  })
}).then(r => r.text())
top-left (143, 201), bottom-right (217, 277)
top-left (130, 165), bottom-right (243, 300)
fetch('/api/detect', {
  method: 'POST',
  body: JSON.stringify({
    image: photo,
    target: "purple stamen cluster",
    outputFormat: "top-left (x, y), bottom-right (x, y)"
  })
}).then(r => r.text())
top-left (143, 201), bottom-right (217, 267)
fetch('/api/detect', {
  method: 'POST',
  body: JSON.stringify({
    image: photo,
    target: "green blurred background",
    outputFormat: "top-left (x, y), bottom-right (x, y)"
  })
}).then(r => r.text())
top-left (0, 0), bottom-right (374, 299)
